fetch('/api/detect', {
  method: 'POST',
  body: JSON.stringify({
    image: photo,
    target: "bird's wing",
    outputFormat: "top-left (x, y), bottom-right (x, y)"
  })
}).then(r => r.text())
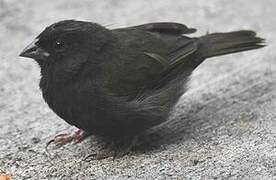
top-left (105, 24), bottom-right (198, 99)
top-left (123, 22), bottom-right (196, 35)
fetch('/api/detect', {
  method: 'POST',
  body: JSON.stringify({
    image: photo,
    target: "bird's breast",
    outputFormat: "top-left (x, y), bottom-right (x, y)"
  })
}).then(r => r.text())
top-left (40, 76), bottom-right (112, 132)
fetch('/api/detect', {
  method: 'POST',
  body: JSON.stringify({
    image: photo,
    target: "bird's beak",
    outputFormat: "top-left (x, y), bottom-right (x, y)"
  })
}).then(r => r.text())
top-left (19, 38), bottom-right (50, 60)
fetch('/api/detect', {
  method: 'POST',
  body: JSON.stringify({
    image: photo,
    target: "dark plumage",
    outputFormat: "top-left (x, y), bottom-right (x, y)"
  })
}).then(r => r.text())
top-left (20, 20), bottom-right (265, 159)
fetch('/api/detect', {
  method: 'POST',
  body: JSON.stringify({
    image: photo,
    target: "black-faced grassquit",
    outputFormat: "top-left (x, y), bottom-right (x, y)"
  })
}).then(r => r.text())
top-left (20, 20), bottom-right (265, 159)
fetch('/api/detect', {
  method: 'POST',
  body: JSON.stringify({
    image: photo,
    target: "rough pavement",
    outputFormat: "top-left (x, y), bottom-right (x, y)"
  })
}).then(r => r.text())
top-left (0, 0), bottom-right (275, 179)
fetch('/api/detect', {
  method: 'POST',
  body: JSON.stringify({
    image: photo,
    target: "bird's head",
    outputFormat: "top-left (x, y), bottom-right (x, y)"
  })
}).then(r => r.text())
top-left (20, 20), bottom-right (113, 81)
top-left (20, 20), bottom-right (109, 64)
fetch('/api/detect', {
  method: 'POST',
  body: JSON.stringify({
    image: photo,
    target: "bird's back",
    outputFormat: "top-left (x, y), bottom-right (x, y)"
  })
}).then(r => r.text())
top-left (104, 23), bottom-right (199, 101)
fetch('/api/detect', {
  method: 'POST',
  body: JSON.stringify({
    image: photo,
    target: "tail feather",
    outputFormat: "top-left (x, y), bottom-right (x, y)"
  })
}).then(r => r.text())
top-left (199, 30), bottom-right (265, 58)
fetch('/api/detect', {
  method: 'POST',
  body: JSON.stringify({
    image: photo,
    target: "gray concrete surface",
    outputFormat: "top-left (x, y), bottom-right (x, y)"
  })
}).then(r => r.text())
top-left (0, 0), bottom-right (275, 179)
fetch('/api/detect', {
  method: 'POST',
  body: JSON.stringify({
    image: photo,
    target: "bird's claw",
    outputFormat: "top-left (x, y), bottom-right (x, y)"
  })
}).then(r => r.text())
top-left (83, 137), bottom-right (136, 161)
top-left (83, 149), bottom-right (130, 161)
top-left (46, 130), bottom-right (87, 147)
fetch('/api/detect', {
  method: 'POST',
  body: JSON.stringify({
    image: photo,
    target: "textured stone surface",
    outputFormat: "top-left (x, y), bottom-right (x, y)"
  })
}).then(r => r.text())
top-left (0, 0), bottom-right (275, 179)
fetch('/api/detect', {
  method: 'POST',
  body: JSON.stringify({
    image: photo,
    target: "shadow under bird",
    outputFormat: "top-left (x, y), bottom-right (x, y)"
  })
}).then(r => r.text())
top-left (19, 20), bottom-right (265, 159)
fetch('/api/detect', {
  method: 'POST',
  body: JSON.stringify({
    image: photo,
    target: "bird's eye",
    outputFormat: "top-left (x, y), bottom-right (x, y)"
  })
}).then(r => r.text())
top-left (53, 40), bottom-right (66, 52)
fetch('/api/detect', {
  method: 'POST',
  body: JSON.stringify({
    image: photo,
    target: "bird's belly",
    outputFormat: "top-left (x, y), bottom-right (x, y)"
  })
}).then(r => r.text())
top-left (42, 81), bottom-right (178, 138)
top-left (43, 86), bottom-right (123, 136)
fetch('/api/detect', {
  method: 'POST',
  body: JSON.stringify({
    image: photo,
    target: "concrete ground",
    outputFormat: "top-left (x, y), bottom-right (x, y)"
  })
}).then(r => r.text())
top-left (0, 0), bottom-right (275, 179)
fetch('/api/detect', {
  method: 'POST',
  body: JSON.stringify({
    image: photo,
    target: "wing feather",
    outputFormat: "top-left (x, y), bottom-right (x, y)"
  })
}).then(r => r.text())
top-left (130, 22), bottom-right (196, 35)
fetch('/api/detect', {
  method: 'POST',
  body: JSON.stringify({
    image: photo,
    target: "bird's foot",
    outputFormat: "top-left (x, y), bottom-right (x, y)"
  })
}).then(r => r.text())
top-left (84, 136), bottom-right (138, 160)
top-left (46, 129), bottom-right (89, 147)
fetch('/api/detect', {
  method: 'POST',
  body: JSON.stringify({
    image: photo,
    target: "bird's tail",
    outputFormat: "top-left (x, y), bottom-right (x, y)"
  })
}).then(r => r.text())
top-left (198, 30), bottom-right (265, 58)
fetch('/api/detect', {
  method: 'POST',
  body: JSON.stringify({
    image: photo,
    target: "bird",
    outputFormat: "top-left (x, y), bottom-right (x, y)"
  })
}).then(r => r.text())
top-left (19, 20), bottom-right (265, 159)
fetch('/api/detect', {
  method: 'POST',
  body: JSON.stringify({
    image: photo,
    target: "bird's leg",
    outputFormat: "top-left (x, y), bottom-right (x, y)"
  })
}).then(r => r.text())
top-left (46, 129), bottom-right (90, 147)
top-left (84, 136), bottom-right (138, 160)
top-left (112, 137), bottom-right (137, 159)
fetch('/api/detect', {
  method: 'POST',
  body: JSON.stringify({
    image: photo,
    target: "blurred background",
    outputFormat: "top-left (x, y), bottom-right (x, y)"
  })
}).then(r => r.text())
top-left (0, 0), bottom-right (275, 179)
